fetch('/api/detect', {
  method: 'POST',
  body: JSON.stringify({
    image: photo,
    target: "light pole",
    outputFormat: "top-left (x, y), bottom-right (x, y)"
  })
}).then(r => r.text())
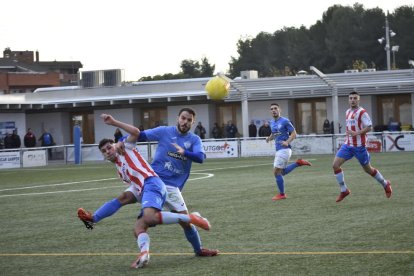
top-left (391, 45), bottom-right (399, 69)
top-left (377, 13), bottom-right (396, 70)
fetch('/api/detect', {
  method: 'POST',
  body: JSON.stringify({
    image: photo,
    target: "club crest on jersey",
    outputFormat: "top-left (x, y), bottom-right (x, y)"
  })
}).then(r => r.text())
top-left (184, 141), bottom-right (191, 149)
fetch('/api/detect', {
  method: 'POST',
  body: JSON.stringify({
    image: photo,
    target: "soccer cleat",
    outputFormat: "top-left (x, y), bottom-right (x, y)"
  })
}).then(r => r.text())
top-left (296, 159), bottom-right (312, 166)
top-left (196, 248), bottom-right (219, 257)
top-left (272, 193), bottom-right (287, 201)
top-left (384, 180), bottom-right (392, 198)
top-left (130, 251), bottom-right (150, 269)
top-left (77, 208), bottom-right (94, 230)
top-left (336, 189), bottom-right (351, 202)
top-left (189, 212), bottom-right (211, 231)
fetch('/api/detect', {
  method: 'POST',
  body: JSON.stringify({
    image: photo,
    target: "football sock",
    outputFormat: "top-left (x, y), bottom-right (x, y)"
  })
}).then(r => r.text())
top-left (334, 169), bottom-right (348, 192)
top-left (93, 198), bottom-right (122, 223)
top-left (282, 162), bottom-right (299, 175)
top-left (159, 211), bottom-right (191, 224)
top-left (276, 174), bottom-right (285, 194)
top-left (370, 168), bottom-right (387, 187)
top-left (184, 225), bottom-right (202, 254)
top-left (137, 232), bottom-right (150, 253)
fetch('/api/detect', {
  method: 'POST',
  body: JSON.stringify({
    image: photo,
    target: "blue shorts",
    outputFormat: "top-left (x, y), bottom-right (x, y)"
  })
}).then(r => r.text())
top-left (140, 176), bottom-right (167, 211)
top-left (336, 144), bottom-right (370, 166)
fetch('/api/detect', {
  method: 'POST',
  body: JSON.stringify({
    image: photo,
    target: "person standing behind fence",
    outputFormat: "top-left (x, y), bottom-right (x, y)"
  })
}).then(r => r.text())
top-left (266, 103), bottom-right (312, 201)
top-left (114, 128), bottom-right (123, 143)
top-left (211, 123), bottom-right (221, 139)
top-left (24, 128), bottom-right (36, 147)
top-left (39, 130), bottom-right (54, 159)
top-left (226, 120), bottom-right (238, 138)
top-left (259, 121), bottom-right (272, 137)
top-left (332, 91), bottom-right (392, 203)
top-left (248, 120), bottom-right (257, 137)
top-left (194, 122), bottom-right (206, 139)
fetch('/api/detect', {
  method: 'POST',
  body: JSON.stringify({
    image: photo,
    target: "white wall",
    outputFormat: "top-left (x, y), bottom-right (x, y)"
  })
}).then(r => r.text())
top-left (26, 112), bottom-right (70, 145)
top-left (94, 108), bottom-right (134, 143)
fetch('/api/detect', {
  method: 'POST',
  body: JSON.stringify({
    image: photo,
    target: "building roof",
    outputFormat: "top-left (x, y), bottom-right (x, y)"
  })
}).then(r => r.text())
top-left (0, 69), bottom-right (413, 110)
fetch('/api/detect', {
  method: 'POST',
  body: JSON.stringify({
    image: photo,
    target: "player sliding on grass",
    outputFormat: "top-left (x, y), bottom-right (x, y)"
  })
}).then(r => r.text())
top-left (78, 108), bottom-right (218, 258)
top-left (333, 91), bottom-right (392, 202)
top-left (78, 114), bottom-right (211, 269)
top-left (266, 103), bottom-right (312, 200)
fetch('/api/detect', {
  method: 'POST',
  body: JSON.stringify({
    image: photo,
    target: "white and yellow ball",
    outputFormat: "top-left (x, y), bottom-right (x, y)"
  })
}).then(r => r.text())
top-left (205, 76), bottom-right (230, 100)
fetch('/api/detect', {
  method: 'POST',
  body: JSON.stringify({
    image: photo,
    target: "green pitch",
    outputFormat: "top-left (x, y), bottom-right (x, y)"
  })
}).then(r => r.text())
top-left (0, 152), bottom-right (413, 275)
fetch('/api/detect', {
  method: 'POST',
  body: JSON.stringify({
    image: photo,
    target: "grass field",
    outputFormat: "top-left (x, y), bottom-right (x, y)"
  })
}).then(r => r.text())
top-left (0, 152), bottom-right (413, 275)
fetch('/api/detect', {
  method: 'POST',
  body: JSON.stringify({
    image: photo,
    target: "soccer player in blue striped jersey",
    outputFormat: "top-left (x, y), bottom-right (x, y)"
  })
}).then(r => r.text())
top-left (266, 103), bottom-right (312, 200)
top-left (77, 108), bottom-right (218, 257)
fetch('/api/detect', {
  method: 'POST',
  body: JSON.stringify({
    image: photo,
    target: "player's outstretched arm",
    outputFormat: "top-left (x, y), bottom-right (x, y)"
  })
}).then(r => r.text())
top-left (100, 113), bottom-right (140, 142)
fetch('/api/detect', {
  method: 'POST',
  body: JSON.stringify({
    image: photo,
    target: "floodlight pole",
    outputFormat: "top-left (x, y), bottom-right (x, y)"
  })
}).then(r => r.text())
top-left (218, 73), bottom-right (249, 138)
top-left (385, 14), bottom-right (391, 71)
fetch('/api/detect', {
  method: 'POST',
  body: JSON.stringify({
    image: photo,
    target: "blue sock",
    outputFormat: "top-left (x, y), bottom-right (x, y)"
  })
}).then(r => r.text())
top-left (184, 225), bottom-right (202, 254)
top-left (93, 198), bottom-right (122, 223)
top-left (282, 163), bottom-right (298, 175)
top-left (276, 174), bottom-right (285, 194)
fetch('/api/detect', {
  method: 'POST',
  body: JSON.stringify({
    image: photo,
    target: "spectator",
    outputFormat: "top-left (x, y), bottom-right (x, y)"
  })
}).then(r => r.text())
top-left (24, 128), bottom-right (36, 147)
top-left (194, 122), bottom-right (206, 139)
top-left (11, 130), bottom-right (21, 148)
top-left (388, 118), bottom-right (401, 131)
top-left (39, 130), bottom-right (55, 159)
top-left (258, 121), bottom-right (272, 137)
top-left (323, 119), bottom-right (331, 134)
top-left (211, 123), bottom-right (221, 139)
top-left (220, 123), bottom-right (226, 138)
top-left (4, 132), bottom-right (14, 148)
top-left (226, 120), bottom-right (238, 138)
top-left (248, 120), bottom-right (257, 137)
top-left (114, 128), bottom-right (123, 143)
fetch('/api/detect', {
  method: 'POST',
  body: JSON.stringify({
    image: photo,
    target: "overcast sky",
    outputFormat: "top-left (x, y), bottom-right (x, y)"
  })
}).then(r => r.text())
top-left (1, 0), bottom-right (412, 81)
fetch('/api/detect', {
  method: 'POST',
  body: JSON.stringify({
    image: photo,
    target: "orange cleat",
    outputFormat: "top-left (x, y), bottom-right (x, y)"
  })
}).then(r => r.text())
top-left (196, 248), bottom-right (219, 257)
top-left (384, 180), bottom-right (392, 198)
top-left (296, 159), bottom-right (312, 166)
top-left (189, 212), bottom-right (211, 231)
top-left (77, 208), bottom-right (94, 230)
top-left (130, 251), bottom-right (150, 269)
top-left (336, 189), bottom-right (351, 203)
top-left (272, 193), bottom-right (287, 201)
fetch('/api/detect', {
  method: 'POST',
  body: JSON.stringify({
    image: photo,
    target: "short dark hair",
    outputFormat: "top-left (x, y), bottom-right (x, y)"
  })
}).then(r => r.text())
top-left (349, 91), bottom-right (359, 96)
top-left (178, 107), bottom-right (196, 117)
top-left (270, 103), bottom-right (279, 107)
top-left (98, 138), bottom-right (114, 149)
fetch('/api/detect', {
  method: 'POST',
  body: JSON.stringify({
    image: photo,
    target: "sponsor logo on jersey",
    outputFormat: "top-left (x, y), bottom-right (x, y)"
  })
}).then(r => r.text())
top-left (167, 151), bottom-right (187, 160)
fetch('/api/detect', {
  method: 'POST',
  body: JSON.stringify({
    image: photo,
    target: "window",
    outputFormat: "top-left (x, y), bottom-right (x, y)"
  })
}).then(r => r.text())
top-left (141, 108), bottom-right (167, 129)
top-left (295, 99), bottom-right (327, 134)
top-left (377, 94), bottom-right (412, 125)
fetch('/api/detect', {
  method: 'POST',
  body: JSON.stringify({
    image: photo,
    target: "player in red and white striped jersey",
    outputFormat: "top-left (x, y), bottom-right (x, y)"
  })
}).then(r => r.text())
top-left (332, 91), bottom-right (392, 202)
top-left (78, 114), bottom-right (211, 269)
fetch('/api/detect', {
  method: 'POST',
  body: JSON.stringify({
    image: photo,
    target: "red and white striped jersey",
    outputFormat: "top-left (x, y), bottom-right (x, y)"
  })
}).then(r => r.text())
top-left (114, 142), bottom-right (157, 195)
top-left (345, 107), bottom-right (372, 147)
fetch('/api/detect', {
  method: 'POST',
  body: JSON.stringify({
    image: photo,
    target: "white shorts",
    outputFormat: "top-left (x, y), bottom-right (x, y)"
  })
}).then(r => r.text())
top-left (273, 148), bottom-right (292, 169)
top-left (163, 185), bottom-right (188, 212)
top-left (125, 184), bottom-right (141, 201)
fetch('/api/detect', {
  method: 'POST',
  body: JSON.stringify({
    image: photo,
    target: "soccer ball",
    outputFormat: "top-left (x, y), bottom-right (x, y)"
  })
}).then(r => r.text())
top-left (205, 76), bottom-right (230, 100)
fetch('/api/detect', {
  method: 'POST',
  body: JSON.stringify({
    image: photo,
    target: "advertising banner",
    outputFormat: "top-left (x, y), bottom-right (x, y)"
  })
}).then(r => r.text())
top-left (203, 140), bottom-right (238, 158)
top-left (241, 139), bottom-right (274, 157)
top-left (23, 150), bottom-right (47, 167)
top-left (336, 135), bottom-right (382, 152)
top-left (292, 136), bottom-right (334, 155)
top-left (0, 151), bottom-right (20, 169)
top-left (384, 133), bottom-right (414, 152)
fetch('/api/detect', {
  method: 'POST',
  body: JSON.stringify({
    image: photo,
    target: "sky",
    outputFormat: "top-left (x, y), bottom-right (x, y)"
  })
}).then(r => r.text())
top-left (1, 0), bottom-right (412, 81)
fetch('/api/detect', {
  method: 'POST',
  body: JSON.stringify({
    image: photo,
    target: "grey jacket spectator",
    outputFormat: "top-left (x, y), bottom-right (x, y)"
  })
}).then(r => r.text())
top-left (259, 121), bottom-right (272, 137)
top-left (248, 121), bottom-right (257, 137)
top-left (226, 121), bottom-right (238, 138)
top-left (194, 122), bottom-right (206, 139)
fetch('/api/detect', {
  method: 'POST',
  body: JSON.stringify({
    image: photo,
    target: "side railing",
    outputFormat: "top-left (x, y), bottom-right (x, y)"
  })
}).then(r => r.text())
top-left (0, 131), bottom-right (413, 169)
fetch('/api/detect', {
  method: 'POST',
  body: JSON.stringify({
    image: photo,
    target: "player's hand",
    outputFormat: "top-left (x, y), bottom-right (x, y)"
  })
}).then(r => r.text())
top-left (347, 130), bottom-right (358, 137)
top-left (281, 141), bottom-right (289, 147)
top-left (266, 134), bottom-right (274, 143)
top-left (100, 114), bottom-right (115, 125)
top-left (171, 143), bottom-right (184, 155)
